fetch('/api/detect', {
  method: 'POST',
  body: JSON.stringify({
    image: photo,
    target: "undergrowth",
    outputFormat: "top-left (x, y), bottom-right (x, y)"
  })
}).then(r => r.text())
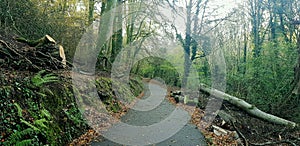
top-left (0, 69), bottom-right (144, 145)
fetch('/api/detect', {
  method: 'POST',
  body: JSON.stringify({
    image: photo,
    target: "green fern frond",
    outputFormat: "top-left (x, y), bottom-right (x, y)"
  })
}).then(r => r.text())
top-left (36, 92), bottom-right (47, 97)
top-left (42, 88), bottom-right (54, 96)
top-left (14, 103), bottom-right (23, 117)
top-left (31, 70), bottom-right (58, 87)
top-left (44, 73), bottom-right (57, 78)
top-left (37, 70), bottom-right (46, 75)
top-left (64, 110), bottom-right (82, 125)
top-left (20, 119), bottom-right (40, 132)
top-left (6, 128), bottom-right (35, 145)
top-left (41, 109), bottom-right (52, 119)
top-left (16, 139), bottom-right (33, 146)
top-left (34, 118), bottom-right (48, 129)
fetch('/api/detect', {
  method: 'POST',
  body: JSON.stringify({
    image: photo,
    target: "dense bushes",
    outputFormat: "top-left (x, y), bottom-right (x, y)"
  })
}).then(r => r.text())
top-left (132, 57), bottom-right (181, 87)
top-left (226, 39), bottom-right (300, 122)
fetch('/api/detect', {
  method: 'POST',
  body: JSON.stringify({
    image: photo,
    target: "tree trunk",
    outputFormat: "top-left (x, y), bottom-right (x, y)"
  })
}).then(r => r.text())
top-left (199, 84), bottom-right (297, 128)
top-left (182, 0), bottom-right (193, 87)
top-left (95, 0), bottom-right (116, 71)
top-left (190, 0), bottom-right (201, 62)
top-left (292, 33), bottom-right (300, 95)
top-left (111, 0), bottom-right (123, 64)
top-left (88, 0), bottom-right (95, 25)
top-left (243, 25), bottom-right (248, 74)
top-left (250, 0), bottom-right (262, 58)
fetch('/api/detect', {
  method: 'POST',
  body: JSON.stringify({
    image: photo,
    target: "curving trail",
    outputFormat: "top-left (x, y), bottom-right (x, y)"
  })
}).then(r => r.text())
top-left (91, 81), bottom-right (207, 146)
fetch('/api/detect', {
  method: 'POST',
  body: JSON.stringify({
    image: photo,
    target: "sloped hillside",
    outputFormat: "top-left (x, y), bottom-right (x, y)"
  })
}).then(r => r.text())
top-left (0, 33), bottom-right (143, 145)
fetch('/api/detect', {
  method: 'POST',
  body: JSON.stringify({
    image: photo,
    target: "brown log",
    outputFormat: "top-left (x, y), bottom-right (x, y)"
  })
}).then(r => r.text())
top-left (199, 84), bottom-right (297, 128)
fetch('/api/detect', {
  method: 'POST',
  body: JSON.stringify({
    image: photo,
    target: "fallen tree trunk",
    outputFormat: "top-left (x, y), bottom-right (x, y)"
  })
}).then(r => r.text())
top-left (199, 84), bottom-right (297, 128)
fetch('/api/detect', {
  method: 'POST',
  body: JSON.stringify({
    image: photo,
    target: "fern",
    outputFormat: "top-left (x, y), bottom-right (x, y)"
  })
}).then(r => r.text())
top-left (64, 110), bottom-right (83, 126)
top-left (36, 92), bottom-right (47, 97)
top-left (14, 103), bottom-right (23, 117)
top-left (31, 70), bottom-right (58, 87)
top-left (34, 118), bottom-right (48, 129)
top-left (20, 119), bottom-right (40, 132)
top-left (10, 99), bottom-right (53, 145)
top-left (5, 128), bottom-right (35, 145)
top-left (15, 139), bottom-right (33, 146)
top-left (43, 88), bottom-right (54, 96)
top-left (41, 109), bottom-right (51, 119)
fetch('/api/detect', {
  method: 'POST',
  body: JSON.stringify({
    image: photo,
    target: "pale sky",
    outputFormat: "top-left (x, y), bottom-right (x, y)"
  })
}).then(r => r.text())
top-left (207, 0), bottom-right (244, 17)
top-left (91, 0), bottom-right (244, 18)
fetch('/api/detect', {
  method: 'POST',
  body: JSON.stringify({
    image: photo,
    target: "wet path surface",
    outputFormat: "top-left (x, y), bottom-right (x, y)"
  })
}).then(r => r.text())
top-left (91, 82), bottom-right (207, 146)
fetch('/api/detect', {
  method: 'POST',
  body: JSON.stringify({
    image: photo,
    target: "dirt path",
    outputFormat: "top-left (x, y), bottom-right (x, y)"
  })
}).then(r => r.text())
top-left (91, 82), bottom-right (207, 146)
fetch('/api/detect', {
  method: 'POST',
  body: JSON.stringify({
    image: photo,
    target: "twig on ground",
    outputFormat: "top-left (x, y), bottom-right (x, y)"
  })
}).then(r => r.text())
top-left (250, 140), bottom-right (297, 146)
top-left (231, 118), bottom-right (248, 146)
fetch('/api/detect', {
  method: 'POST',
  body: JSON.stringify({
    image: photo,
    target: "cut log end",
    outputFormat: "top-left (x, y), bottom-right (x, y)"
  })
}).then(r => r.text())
top-left (45, 35), bottom-right (56, 44)
top-left (59, 45), bottom-right (67, 68)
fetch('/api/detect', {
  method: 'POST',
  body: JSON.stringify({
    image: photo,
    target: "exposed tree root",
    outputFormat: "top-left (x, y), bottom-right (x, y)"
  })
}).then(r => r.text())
top-left (0, 34), bottom-right (66, 71)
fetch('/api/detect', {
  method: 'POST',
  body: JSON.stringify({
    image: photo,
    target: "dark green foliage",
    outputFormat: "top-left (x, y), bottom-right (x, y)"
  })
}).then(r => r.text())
top-left (129, 75), bottom-right (144, 96)
top-left (2, 102), bottom-right (51, 145)
top-left (63, 104), bottom-right (86, 127)
top-left (4, 128), bottom-right (37, 146)
top-left (132, 57), bottom-right (181, 87)
top-left (0, 70), bottom-right (88, 145)
top-left (31, 70), bottom-right (59, 87)
top-left (0, 71), bottom-right (143, 145)
top-left (226, 35), bottom-right (299, 122)
top-left (94, 76), bottom-right (143, 112)
top-left (0, 0), bottom-right (46, 38)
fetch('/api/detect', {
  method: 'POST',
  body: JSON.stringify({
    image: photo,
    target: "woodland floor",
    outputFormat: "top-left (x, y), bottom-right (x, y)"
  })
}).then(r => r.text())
top-left (71, 83), bottom-right (300, 146)
top-left (170, 86), bottom-right (300, 146)
top-left (2, 67), bottom-right (299, 146)
top-left (1, 62), bottom-right (299, 145)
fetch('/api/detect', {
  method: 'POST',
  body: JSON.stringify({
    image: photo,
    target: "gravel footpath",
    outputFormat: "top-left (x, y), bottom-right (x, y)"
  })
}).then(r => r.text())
top-left (91, 82), bottom-right (207, 146)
